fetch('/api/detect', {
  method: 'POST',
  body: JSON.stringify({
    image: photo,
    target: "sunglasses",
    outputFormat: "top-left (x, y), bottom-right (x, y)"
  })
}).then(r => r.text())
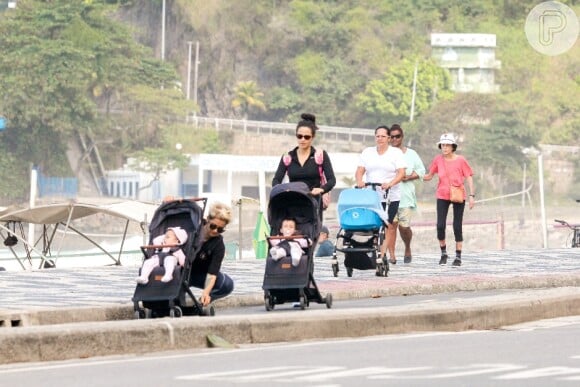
top-left (209, 223), bottom-right (226, 233)
top-left (296, 134), bottom-right (312, 140)
top-left (390, 134), bottom-right (402, 139)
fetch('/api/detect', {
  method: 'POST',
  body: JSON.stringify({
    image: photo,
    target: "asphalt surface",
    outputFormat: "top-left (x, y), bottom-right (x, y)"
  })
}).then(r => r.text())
top-left (1, 248), bottom-right (579, 365)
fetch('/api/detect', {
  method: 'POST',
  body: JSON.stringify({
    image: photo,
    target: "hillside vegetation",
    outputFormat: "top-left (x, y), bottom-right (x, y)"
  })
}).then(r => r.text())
top-left (159, 1), bottom-right (578, 141)
top-left (0, 0), bottom-right (578, 202)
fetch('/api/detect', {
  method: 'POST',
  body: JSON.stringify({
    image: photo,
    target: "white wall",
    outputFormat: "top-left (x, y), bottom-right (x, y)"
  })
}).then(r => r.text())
top-left (107, 152), bottom-right (361, 204)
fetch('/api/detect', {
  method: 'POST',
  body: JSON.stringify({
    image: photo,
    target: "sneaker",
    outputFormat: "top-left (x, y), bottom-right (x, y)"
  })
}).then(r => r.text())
top-left (404, 256), bottom-right (412, 264)
top-left (439, 254), bottom-right (448, 265)
top-left (452, 258), bottom-right (462, 267)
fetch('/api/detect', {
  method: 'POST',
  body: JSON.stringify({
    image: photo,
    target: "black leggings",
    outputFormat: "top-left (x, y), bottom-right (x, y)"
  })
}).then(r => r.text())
top-left (436, 199), bottom-right (465, 242)
top-left (381, 201), bottom-right (400, 225)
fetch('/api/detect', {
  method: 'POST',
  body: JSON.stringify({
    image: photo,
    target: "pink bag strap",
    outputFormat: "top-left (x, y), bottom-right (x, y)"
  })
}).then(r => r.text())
top-left (315, 149), bottom-right (326, 186)
top-left (282, 153), bottom-right (291, 168)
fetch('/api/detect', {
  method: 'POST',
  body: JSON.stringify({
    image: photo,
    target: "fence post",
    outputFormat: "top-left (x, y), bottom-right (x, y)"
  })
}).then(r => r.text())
top-left (238, 198), bottom-right (243, 260)
top-left (497, 213), bottom-right (505, 250)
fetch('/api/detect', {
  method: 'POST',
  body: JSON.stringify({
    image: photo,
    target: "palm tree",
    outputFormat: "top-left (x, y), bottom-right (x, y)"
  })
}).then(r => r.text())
top-left (231, 81), bottom-right (266, 119)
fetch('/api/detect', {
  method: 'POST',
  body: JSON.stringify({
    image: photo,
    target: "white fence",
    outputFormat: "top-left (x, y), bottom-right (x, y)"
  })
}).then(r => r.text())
top-left (188, 116), bottom-right (376, 144)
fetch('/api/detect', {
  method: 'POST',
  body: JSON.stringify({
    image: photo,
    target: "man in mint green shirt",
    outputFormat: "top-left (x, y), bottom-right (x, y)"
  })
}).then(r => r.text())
top-left (389, 124), bottom-right (425, 263)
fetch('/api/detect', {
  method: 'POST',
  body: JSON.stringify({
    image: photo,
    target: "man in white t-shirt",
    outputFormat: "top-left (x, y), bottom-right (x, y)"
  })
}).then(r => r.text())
top-left (355, 125), bottom-right (406, 266)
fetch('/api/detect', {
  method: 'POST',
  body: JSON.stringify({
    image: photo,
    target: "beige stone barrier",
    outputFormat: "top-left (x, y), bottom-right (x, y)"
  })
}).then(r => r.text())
top-left (2, 287), bottom-right (580, 365)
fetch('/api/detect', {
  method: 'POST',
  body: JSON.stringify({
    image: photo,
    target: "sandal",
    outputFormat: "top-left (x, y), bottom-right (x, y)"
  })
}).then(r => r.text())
top-left (389, 258), bottom-right (397, 265)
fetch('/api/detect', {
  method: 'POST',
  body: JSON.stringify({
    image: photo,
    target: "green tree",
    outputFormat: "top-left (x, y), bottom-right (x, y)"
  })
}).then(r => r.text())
top-left (231, 81), bottom-right (266, 119)
top-left (356, 59), bottom-right (453, 125)
top-left (0, 0), bottom-right (189, 199)
top-left (128, 147), bottom-right (189, 191)
top-left (264, 87), bottom-right (302, 122)
top-left (413, 93), bottom-right (540, 198)
top-left (466, 105), bottom-right (539, 195)
top-left (201, 130), bottom-right (224, 154)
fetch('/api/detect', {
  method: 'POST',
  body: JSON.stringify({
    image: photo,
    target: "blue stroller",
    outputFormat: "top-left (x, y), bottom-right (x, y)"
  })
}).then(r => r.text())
top-left (332, 184), bottom-right (389, 277)
top-left (262, 182), bottom-right (333, 310)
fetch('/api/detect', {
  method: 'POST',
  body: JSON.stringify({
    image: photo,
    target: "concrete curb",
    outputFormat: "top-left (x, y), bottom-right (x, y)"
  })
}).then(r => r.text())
top-left (2, 287), bottom-right (580, 365)
top-left (3, 274), bottom-right (580, 328)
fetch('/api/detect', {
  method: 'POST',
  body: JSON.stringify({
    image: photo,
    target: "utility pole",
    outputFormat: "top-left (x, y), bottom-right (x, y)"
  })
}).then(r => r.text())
top-left (409, 60), bottom-right (418, 122)
top-left (186, 41), bottom-right (193, 100)
top-left (538, 153), bottom-right (547, 248)
top-left (161, 0), bottom-right (166, 61)
top-left (193, 41), bottom-right (200, 105)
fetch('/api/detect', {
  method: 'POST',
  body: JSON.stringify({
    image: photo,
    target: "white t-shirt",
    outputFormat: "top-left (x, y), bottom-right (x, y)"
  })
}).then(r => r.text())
top-left (358, 146), bottom-right (407, 201)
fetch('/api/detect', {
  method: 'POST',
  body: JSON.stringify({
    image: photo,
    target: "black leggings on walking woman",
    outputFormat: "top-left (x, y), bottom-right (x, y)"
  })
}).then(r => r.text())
top-left (436, 199), bottom-right (465, 242)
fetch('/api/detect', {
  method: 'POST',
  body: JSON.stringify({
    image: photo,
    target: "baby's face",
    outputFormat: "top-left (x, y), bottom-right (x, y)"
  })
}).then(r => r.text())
top-left (164, 230), bottom-right (180, 245)
top-left (280, 220), bottom-right (296, 237)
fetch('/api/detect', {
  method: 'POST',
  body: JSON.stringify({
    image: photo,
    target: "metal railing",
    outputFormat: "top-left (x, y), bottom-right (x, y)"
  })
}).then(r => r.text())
top-left (187, 116), bottom-right (376, 144)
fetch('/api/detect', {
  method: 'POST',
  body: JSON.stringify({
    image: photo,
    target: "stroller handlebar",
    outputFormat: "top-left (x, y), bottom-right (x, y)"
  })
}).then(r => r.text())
top-left (359, 183), bottom-right (389, 195)
top-left (269, 235), bottom-right (307, 240)
top-left (141, 243), bottom-right (179, 249)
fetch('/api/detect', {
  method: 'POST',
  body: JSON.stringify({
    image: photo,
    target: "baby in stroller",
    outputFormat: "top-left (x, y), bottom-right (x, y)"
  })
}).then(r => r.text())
top-left (135, 226), bottom-right (187, 284)
top-left (269, 217), bottom-right (311, 267)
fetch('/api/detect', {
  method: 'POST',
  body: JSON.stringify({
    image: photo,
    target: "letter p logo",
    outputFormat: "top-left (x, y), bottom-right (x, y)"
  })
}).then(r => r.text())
top-left (526, 1), bottom-right (579, 56)
top-left (539, 10), bottom-right (567, 46)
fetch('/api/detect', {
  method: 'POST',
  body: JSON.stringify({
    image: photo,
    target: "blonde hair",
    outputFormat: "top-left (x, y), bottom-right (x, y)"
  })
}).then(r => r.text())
top-left (208, 202), bottom-right (232, 225)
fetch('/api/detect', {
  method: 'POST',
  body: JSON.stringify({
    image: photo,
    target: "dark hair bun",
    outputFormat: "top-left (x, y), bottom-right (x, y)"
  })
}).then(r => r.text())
top-left (300, 113), bottom-right (316, 124)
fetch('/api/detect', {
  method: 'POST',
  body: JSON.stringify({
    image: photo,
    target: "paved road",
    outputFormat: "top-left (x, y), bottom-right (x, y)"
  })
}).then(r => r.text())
top-left (2, 316), bottom-right (580, 387)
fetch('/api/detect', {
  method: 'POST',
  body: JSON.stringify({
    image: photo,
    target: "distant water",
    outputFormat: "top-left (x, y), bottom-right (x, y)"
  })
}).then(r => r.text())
top-left (0, 235), bottom-right (257, 271)
top-left (0, 235), bottom-right (146, 272)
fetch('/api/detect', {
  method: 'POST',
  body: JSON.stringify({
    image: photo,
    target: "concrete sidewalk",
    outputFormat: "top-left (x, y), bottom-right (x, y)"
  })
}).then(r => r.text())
top-left (1, 248), bottom-right (579, 364)
top-left (1, 248), bottom-right (578, 313)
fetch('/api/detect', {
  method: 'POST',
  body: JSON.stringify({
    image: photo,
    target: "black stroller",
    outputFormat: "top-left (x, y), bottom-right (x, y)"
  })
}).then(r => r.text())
top-left (132, 198), bottom-right (213, 318)
top-left (262, 182), bottom-right (333, 311)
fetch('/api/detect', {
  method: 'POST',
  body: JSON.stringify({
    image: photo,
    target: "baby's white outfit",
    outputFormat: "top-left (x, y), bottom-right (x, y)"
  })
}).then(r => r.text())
top-left (269, 234), bottom-right (309, 267)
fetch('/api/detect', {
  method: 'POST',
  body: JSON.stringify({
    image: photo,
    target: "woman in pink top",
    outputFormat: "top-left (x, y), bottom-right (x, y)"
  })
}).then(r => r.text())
top-left (424, 133), bottom-right (475, 267)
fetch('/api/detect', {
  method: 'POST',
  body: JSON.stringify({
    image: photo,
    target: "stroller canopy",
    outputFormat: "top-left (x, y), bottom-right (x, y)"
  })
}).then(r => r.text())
top-left (337, 188), bottom-right (388, 230)
top-left (268, 182), bottom-right (320, 239)
top-left (148, 200), bottom-right (205, 242)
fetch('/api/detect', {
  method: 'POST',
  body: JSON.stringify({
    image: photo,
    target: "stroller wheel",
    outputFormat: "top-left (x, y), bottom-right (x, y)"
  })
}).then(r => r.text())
top-left (379, 257), bottom-right (389, 277)
top-left (325, 293), bottom-right (333, 309)
top-left (264, 293), bottom-right (275, 311)
top-left (346, 266), bottom-right (353, 277)
top-left (201, 305), bottom-right (215, 316)
top-left (134, 309), bottom-right (146, 319)
top-left (376, 262), bottom-right (388, 277)
top-left (299, 295), bottom-right (307, 310)
top-left (332, 262), bottom-right (339, 277)
top-left (169, 306), bottom-right (183, 318)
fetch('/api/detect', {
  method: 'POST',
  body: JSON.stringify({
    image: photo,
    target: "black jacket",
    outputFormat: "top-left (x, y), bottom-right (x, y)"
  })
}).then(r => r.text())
top-left (272, 147), bottom-right (336, 193)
